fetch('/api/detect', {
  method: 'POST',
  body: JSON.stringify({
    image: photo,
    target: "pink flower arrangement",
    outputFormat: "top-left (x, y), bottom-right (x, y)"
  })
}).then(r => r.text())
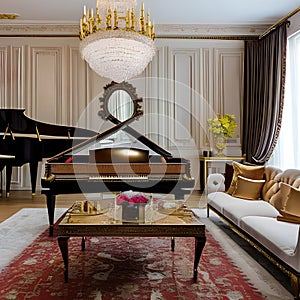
top-left (116, 191), bottom-right (149, 206)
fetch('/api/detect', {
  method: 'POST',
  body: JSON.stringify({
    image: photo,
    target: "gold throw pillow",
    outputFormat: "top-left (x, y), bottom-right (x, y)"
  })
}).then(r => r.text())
top-left (269, 182), bottom-right (290, 211)
top-left (232, 175), bottom-right (265, 200)
top-left (227, 161), bottom-right (265, 195)
top-left (283, 185), bottom-right (300, 216)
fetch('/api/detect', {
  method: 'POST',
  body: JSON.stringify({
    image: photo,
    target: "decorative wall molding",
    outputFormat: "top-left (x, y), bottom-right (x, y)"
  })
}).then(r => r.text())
top-left (0, 47), bottom-right (8, 107)
top-left (31, 47), bottom-right (62, 123)
top-left (0, 21), bottom-right (269, 39)
top-left (0, 21), bottom-right (78, 36)
top-left (156, 23), bottom-right (269, 39)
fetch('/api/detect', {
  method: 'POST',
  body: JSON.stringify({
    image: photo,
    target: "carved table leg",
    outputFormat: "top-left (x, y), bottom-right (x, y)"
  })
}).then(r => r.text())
top-left (171, 237), bottom-right (175, 252)
top-left (58, 236), bottom-right (70, 282)
top-left (81, 237), bottom-right (86, 251)
top-left (193, 236), bottom-right (206, 282)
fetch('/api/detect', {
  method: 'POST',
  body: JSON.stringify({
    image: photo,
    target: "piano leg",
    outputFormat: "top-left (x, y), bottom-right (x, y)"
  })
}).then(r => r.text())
top-left (5, 164), bottom-right (12, 198)
top-left (0, 165), bottom-right (3, 197)
top-left (45, 191), bottom-right (56, 236)
top-left (29, 161), bottom-right (38, 197)
top-left (4, 162), bottom-right (38, 198)
top-left (174, 189), bottom-right (187, 200)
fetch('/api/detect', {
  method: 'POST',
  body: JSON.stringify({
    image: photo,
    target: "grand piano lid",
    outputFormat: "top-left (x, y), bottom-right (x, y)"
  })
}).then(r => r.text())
top-left (0, 108), bottom-right (97, 138)
top-left (46, 81), bottom-right (173, 163)
top-left (46, 110), bottom-right (143, 163)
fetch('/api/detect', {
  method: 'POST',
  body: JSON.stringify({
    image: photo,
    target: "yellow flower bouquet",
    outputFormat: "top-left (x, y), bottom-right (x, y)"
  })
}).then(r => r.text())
top-left (207, 114), bottom-right (238, 155)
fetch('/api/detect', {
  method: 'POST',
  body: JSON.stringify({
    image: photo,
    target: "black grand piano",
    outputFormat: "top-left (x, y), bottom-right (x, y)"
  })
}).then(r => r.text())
top-left (41, 82), bottom-right (195, 236)
top-left (0, 109), bottom-right (97, 197)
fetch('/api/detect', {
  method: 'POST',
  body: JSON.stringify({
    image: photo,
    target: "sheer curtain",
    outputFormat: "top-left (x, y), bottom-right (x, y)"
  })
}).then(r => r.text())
top-left (269, 30), bottom-right (300, 169)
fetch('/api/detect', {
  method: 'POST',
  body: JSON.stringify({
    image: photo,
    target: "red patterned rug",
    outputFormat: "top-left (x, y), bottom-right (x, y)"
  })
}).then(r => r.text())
top-left (0, 223), bottom-right (264, 300)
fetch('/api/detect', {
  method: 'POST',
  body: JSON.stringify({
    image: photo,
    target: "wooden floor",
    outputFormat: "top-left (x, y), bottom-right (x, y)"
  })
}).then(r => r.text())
top-left (0, 190), bottom-right (205, 223)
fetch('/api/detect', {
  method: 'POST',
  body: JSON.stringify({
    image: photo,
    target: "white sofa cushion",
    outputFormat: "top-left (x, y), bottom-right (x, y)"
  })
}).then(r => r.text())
top-left (208, 192), bottom-right (280, 225)
top-left (207, 192), bottom-right (239, 213)
top-left (240, 216), bottom-right (300, 272)
top-left (223, 200), bottom-right (280, 226)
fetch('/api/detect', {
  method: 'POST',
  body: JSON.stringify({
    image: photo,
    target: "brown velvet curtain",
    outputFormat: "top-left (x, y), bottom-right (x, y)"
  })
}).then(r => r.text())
top-left (242, 22), bottom-right (288, 164)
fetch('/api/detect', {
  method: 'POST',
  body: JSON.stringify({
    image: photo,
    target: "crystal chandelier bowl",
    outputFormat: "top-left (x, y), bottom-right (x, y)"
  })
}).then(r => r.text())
top-left (79, 0), bottom-right (156, 83)
top-left (80, 30), bottom-right (155, 83)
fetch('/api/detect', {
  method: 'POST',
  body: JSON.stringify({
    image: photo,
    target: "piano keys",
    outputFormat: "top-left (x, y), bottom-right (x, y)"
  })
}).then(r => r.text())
top-left (0, 109), bottom-right (97, 197)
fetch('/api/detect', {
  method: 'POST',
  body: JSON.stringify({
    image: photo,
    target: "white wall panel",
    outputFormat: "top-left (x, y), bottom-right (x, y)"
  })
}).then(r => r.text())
top-left (171, 50), bottom-right (197, 151)
top-left (31, 47), bottom-right (62, 124)
top-left (199, 48), bottom-right (213, 149)
top-left (0, 45), bottom-right (25, 189)
top-left (0, 46), bottom-right (24, 108)
top-left (0, 47), bottom-right (8, 107)
top-left (144, 46), bottom-right (169, 148)
top-left (10, 46), bottom-right (24, 108)
top-left (145, 49), bottom-right (160, 143)
top-left (214, 48), bottom-right (244, 155)
top-left (69, 46), bottom-right (88, 126)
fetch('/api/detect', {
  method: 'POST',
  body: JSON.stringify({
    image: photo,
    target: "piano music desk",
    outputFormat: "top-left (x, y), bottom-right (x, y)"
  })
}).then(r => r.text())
top-left (57, 203), bottom-right (206, 283)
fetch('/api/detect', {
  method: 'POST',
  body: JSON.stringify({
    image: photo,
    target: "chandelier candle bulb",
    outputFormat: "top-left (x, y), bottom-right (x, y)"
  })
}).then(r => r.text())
top-left (126, 9), bottom-right (130, 29)
top-left (114, 8), bottom-right (118, 29)
top-left (80, 19), bottom-right (83, 36)
top-left (140, 3), bottom-right (145, 33)
top-left (151, 21), bottom-right (154, 39)
top-left (131, 8), bottom-right (135, 30)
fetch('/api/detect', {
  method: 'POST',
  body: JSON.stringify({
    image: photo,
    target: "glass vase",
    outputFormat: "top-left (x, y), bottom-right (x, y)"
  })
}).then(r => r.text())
top-left (214, 135), bottom-right (226, 156)
top-left (121, 202), bottom-right (146, 223)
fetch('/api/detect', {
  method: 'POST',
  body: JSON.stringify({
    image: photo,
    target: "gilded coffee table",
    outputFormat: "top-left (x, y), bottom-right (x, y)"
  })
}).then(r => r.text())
top-left (57, 201), bottom-right (206, 283)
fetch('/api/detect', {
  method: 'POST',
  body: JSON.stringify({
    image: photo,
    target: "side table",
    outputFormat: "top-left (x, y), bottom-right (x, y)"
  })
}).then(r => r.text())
top-left (199, 155), bottom-right (245, 190)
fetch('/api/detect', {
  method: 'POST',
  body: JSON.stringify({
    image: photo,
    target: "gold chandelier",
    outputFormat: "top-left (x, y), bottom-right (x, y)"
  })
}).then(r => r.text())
top-left (79, 0), bottom-right (156, 83)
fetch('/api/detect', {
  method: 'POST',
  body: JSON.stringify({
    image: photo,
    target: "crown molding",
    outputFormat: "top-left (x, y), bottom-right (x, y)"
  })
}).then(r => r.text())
top-left (156, 24), bottom-right (268, 39)
top-left (0, 21), bottom-right (269, 39)
top-left (0, 21), bottom-right (77, 36)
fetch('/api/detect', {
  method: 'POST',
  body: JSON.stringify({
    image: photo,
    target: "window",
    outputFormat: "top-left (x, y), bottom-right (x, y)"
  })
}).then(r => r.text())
top-left (269, 30), bottom-right (300, 169)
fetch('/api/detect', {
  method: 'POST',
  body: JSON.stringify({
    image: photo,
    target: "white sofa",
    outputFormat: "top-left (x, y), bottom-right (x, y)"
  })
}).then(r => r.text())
top-left (207, 165), bottom-right (300, 299)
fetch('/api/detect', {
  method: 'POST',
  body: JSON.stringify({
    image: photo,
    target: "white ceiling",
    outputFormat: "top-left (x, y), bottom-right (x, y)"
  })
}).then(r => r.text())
top-left (0, 0), bottom-right (300, 25)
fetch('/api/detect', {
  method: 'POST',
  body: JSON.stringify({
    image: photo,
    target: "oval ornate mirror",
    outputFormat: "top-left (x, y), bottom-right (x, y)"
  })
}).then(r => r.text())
top-left (107, 90), bottom-right (134, 122)
top-left (99, 81), bottom-right (142, 124)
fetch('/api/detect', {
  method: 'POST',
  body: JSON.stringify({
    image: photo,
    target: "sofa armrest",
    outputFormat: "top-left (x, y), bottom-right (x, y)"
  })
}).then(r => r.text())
top-left (206, 173), bottom-right (226, 194)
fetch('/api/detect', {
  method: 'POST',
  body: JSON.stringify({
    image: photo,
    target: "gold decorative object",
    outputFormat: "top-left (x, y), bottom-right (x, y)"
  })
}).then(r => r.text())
top-left (79, 0), bottom-right (156, 82)
top-left (214, 135), bottom-right (226, 156)
top-left (0, 13), bottom-right (19, 20)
